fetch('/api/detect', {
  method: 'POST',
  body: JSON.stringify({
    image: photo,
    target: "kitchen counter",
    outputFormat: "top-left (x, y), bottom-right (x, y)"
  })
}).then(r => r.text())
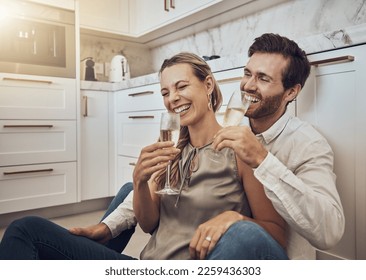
top-left (80, 53), bottom-right (245, 91)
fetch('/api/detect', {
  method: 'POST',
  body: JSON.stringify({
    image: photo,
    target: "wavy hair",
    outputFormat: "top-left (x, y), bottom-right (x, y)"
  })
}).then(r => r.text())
top-left (155, 52), bottom-right (222, 190)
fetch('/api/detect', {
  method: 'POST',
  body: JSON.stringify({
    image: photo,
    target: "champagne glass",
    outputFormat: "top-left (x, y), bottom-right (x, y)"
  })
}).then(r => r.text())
top-left (205, 89), bottom-right (252, 163)
top-left (155, 112), bottom-right (181, 195)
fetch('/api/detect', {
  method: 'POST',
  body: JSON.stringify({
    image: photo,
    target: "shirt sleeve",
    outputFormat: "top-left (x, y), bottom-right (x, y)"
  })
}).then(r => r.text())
top-left (102, 190), bottom-right (137, 238)
top-left (254, 146), bottom-right (345, 250)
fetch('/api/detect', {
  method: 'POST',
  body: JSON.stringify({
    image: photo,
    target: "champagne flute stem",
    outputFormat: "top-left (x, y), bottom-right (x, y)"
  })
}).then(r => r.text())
top-left (165, 162), bottom-right (171, 188)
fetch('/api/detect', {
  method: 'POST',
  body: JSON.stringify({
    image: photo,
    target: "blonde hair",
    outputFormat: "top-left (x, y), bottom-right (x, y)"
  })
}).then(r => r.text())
top-left (155, 52), bottom-right (222, 190)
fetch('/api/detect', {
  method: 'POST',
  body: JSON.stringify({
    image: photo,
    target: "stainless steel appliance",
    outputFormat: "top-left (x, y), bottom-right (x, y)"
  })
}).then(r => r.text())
top-left (0, 0), bottom-right (76, 78)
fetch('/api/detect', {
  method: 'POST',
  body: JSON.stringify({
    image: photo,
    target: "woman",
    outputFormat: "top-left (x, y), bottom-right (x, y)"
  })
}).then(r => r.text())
top-left (132, 52), bottom-right (288, 260)
top-left (0, 52), bottom-right (287, 260)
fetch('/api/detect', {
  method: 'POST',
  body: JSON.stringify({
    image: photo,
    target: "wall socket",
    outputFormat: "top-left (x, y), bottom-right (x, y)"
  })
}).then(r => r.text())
top-left (94, 62), bottom-right (104, 75)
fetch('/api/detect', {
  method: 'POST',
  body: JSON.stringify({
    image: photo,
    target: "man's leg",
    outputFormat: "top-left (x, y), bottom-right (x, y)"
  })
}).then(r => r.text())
top-left (101, 182), bottom-right (135, 253)
top-left (0, 216), bottom-right (135, 260)
top-left (207, 220), bottom-right (288, 260)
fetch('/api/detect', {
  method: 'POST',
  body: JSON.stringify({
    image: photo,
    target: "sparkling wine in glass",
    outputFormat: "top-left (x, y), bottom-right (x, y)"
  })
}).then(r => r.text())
top-left (205, 89), bottom-right (252, 163)
top-left (155, 112), bottom-right (180, 195)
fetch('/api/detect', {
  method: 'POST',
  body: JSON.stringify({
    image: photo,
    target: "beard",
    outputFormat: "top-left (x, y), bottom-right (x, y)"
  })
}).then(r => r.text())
top-left (245, 91), bottom-right (285, 119)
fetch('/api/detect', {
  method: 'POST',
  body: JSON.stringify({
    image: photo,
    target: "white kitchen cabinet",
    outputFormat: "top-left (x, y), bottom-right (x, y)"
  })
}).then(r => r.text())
top-left (297, 44), bottom-right (366, 260)
top-left (115, 83), bottom-right (164, 112)
top-left (0, 74), bottom-right (76, 120)
top-left (114, 83), bottom-right (163, 195)
top-left (0, 73), bottom-right (78, 214)
top-left (130, 0), bottom-right (220, 35)
top-left (117, 110), bottom-right (162, 158)
top-left (0, 162), bottom-right (77, 214)
top-left (80, 90), bottom-right (110, 200)
top-left (0, 120), bottom-right (76, 166)
top-left (27, 0), bottom-right (75, 10)
top-left (79, 0), bottom-right (286, 43)
top-left (79, 0), bottom-right (130, 34)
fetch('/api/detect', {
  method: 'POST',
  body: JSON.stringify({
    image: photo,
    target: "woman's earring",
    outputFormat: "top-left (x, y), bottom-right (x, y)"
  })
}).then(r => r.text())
top-left (208, 93), bottom-right (213, 111)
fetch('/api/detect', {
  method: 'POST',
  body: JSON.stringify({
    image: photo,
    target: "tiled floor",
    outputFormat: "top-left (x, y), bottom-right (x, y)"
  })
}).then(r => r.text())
top-left (0, 210), bottom-right (150, 259)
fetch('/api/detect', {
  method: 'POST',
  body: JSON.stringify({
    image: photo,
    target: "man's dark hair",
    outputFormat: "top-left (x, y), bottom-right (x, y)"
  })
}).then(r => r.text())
top-left (248, 33), bottom-right (311, 90)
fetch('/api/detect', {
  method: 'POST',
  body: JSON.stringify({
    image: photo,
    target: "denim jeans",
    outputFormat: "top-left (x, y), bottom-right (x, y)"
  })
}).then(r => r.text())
top-left (0, 182), bottom-right (288, 260)
top-left (207, 220), bottom-right (288, 260)
top-left (0, 183), bottom-right (136, 260)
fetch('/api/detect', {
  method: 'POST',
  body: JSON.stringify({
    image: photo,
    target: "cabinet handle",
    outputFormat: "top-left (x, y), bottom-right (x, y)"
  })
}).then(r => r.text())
top-left (2, 77), bottom-right (53, 84)
top-left (3, 168), bottom-right (54, 175)
top-left (164, 0), bottom-right (169, 11)
top-left (128, 115), bottom-right (155, 119)
top-left (310, 55), bottom-right (354, 66)
top-left (128, 90), bottom-right (154, 97)
top-left (3, 124), bottom-right (53, 128)
top-left (129, 162), bottom-right (136, 166)
top-left (170, 0), bottom-right (175, 9)
top-left (83, 95), bottom-right (88, 117)
top-left (217, 76), bottom-right (242, 84)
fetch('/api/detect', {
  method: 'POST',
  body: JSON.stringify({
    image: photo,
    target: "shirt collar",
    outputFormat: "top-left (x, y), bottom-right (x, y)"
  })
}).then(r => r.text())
top-left (253, 110), bottom-right (292, 145)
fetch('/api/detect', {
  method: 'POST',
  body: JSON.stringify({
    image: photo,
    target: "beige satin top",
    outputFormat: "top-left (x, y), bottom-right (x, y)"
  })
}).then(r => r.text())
top-left (140, 143), bottom-right (252, 260)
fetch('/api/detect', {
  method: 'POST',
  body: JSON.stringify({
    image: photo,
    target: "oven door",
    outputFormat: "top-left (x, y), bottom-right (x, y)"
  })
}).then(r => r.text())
top-left (0, 2), bottom-right (76, 78)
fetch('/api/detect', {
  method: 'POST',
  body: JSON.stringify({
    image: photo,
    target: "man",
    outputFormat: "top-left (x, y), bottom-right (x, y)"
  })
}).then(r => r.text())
top-left (212, 33), bottom-right (345, 259)
top-left (72, 33), bottom-right (344, 260)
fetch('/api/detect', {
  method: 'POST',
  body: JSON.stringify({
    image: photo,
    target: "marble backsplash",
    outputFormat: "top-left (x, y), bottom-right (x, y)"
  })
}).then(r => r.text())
top-left (150, 0), bottom-right (366, 71)
top-left (80, 0), bottom-right (366, 84)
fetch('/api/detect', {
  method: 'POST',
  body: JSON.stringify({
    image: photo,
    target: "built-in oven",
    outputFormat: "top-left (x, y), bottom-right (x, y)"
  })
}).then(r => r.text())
top-left (0, 0), bottom-right (76, 78)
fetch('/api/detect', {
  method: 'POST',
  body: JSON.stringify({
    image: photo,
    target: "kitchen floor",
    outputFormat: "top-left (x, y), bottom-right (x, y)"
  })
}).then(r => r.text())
top-left (0, 210), bottom-right (150, 259)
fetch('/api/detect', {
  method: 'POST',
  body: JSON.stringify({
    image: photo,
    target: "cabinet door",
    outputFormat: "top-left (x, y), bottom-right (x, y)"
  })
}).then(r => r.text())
top-left (28, 0), bottom-right (75, 10)
top-left (131, 0), bottom-right (220, 35)
top-left (115, 155), bottom-right (135, 196)
top-left (117, 110), bottom-right (163, 158)
top-left (297, 44), bottom-right (366, 259)
top-left (0, 162), bottom-right (77, 214)
top-left (0, 74), bottom-right (76, 120)
top-left (0, 120), bottom-right (76, 166)
top-left (80, 91), bottom-right (110, 200)
top-left (116, 83), bottom-right (163, 113)
top-left (79, 0), bottom-right (129, 34)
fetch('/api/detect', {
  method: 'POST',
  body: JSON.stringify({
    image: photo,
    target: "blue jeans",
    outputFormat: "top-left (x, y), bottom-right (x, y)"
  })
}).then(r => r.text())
top-left (0, 183), bottom-right (136, 260)
top-left (207, 221), bottom-right (288, 260)
top-left (0, 182), bottom-right (288, 260)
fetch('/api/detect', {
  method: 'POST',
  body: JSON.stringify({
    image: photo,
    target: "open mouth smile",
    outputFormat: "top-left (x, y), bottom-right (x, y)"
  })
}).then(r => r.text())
top-left (174, 104), bottom-right (190, 114)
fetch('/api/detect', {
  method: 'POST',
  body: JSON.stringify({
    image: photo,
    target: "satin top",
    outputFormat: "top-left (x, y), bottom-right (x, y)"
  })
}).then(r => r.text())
top-left (140, 143), bottom-right (252, 260)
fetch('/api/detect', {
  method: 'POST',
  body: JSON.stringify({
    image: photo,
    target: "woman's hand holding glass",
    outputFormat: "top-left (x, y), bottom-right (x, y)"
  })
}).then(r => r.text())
top-left (132, 141), bottom-right (180, 191)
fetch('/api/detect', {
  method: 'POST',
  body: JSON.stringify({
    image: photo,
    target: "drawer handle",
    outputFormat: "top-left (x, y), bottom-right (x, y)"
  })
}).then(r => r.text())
top-left (217, 77), bottom-right (242, 84)
top-left (3, 168), bottom-right (54, 175)
top-left (2, 77), bottom-right (53, 84)
top-left (83, 95), bottom-right (88, 117)
top-left (3, 125), bottom-right (54, 128)
top-left (128, 91), bottom-right (154, 97)
top-left (164, 0), bottom-right (169, 11)
top-left (310, 55), bottom-right (354, 66)
top-left (128, 115), bottom-right (155, 119)
top-left (129, 162), bottom-right (136, 166)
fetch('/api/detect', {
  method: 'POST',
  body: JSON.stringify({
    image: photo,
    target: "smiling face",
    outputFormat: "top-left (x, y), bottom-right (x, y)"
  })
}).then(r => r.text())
top-left (241, 52), bottom-right (298, 128)
top-left (160, 63), bottom-right (214, 127)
